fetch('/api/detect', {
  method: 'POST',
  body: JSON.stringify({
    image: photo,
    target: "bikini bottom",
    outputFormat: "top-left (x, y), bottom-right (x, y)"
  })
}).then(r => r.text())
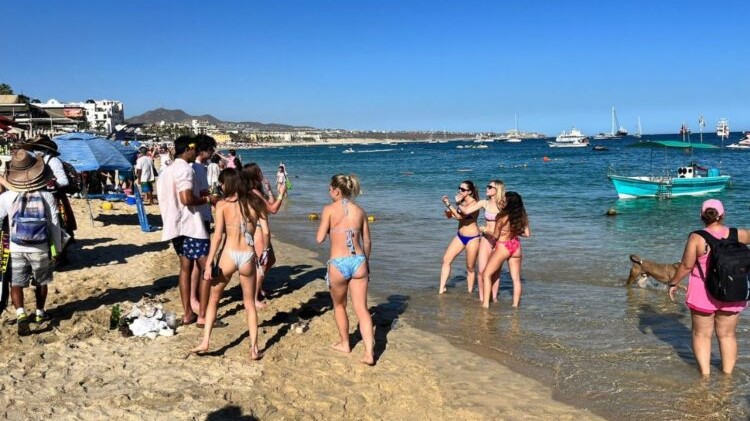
top-left (326, 254), bottom-right (367, 287)
top-left (457, 232), bottom-right (480, 246)
top-left (227, 250), bottom-right (256, 270)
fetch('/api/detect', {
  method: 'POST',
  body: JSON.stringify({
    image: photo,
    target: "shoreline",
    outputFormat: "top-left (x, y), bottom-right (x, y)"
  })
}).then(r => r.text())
top-left (0, 199), bottom-right (603, 419)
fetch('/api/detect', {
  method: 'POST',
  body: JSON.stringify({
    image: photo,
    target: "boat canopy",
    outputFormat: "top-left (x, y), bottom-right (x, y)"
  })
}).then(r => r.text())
top-left (630, 140), bottom-right (719, 149)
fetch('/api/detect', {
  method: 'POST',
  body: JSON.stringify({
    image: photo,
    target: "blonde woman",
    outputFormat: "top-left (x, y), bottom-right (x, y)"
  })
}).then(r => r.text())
top-left (316, 174), bottom-right (375, 366)
top-left (439, 180), bottom-right (481, 294)
top-left (457, 180), bottom-right (505, 302)
top-left (192, 169), bottom-right (265, 360)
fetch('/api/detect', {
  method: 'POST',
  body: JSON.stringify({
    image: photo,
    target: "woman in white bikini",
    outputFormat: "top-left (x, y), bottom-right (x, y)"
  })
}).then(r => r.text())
top-left (456, 180), bottom-right (505, 302)
top-left (192, 169), bottom-right (265, 360)
top-left (316, 174), bottom-right (375, 365)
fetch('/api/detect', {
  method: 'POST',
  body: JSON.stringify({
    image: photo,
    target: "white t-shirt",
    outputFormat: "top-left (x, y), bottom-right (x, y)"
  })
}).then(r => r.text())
top-left (135, 155), bottom-right (156, 183)
top-left (156, 158), bottom-right (208, 241)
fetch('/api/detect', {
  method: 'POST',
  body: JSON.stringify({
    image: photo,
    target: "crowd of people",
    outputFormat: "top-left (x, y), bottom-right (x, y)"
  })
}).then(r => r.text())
top-left (440, 180), bottom-right (530, 308)
top-left (3, 133), bottom-right (747, 375)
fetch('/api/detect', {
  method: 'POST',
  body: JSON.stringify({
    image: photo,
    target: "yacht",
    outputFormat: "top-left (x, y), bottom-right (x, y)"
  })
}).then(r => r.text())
top-left (548, 127), bottom-right (589, 148)
top-left (716, 118), bottom-right (730, 139)
top-left (595, 107), bottom-right (628, 139)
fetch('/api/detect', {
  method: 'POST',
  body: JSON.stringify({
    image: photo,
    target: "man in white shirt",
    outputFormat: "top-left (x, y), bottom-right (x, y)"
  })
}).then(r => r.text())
top-left (135, 147), bottom-right (156, 205)
top-left (157, 136), bottom-right (219, 327)
top-left (0, 150), bottom-right (63, 336)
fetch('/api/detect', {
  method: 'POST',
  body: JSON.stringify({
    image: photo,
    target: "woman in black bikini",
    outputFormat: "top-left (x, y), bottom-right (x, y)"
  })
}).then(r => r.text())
top-left (439, 180), bottom-right (481, 294)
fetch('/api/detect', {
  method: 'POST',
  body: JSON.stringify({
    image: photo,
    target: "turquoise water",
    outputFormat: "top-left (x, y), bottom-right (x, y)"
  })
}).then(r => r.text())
top-left (237, 133), bottom-right (750, 420)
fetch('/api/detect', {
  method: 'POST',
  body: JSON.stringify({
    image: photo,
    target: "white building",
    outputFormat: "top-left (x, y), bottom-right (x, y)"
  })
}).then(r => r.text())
top-left (37, 98), bottom-right (125, 134)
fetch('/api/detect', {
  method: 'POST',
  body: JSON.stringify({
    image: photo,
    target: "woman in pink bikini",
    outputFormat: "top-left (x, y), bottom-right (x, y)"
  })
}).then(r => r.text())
top-left (481, 191), bottom-right (530, 308)
top-left (456, 180), bottom-right (505, 302)
top-left (439, 180), bottom-right (481, 294)
top-left (668, 199), bottom-right (750, 376)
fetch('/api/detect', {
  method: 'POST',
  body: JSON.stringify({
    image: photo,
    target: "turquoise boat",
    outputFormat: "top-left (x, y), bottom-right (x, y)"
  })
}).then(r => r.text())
top-left (608, 140), bottom-right (731, 199)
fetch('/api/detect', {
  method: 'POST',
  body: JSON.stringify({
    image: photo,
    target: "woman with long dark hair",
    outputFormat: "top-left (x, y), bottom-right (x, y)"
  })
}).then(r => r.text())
top-left (192, 168), bottom-right (265, 360)
top-left (439, 180), bottom-right (481, 294)
top-left (481, 191), bottom-right (530, 308)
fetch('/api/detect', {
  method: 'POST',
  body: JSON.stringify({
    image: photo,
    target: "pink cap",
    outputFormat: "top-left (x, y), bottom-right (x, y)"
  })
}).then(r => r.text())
top-left (701, 199), bottom-right (724, 216)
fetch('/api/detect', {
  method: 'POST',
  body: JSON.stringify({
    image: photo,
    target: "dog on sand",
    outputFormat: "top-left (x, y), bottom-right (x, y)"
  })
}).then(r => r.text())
top-left (627, 255), bottom-right (682, 288)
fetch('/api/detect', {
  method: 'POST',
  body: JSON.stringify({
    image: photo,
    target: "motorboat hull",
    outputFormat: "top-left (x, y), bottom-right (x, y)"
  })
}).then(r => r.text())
top-left (608, 174), bottom-right (730, 199)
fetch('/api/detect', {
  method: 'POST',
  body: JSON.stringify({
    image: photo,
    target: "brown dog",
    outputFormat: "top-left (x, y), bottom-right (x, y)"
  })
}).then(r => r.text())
top-left (627, 255), bottom-right (681, 288)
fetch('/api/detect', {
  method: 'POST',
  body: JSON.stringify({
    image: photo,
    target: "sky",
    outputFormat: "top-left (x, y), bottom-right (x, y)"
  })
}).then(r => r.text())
top-left (3, 1), bottom-right (749, 135)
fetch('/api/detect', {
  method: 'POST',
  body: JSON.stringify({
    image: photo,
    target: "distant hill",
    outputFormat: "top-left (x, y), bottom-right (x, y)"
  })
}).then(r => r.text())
top-left (126, 108), bottom-right (311, 131)
top-left (126, 108), bottom-right (221, 125)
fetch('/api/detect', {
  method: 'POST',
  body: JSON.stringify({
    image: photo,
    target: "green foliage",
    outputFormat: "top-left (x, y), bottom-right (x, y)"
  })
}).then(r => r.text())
top-left (0, 83), bottom-right (13, 95)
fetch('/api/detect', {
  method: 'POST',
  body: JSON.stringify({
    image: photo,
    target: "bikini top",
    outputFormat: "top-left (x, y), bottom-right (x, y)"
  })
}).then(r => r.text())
top-left (329, 199), bottom-right (357, 254)
top-left (224, 200), bottom-right (255, 247)
top-left (457, 207), bottom-right (474, 220)
top-left (484, 211), bottom-right (497, 222)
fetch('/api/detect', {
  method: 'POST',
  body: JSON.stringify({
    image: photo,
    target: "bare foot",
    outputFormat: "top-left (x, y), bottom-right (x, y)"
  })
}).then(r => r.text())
top-left (191, 343), bottom-right (209, 354)
top-left (482, 303), bottom-right (490, 309)
top-left (190, 300), bottom-right (200, 314)
top-left (250, 346), bottom-right (264, 361)
top-left (330, 342), bottom-right (351, 354)
top-left (438, 288), bottom-right (447, 294)
top-left (361, 352), bottom-right (375, 366)
top-left (254, 300), bottom-right (267, 310)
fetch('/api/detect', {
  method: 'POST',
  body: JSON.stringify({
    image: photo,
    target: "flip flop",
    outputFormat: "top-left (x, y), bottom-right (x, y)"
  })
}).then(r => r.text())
top-left (196, 319), bottom-right (229, 329)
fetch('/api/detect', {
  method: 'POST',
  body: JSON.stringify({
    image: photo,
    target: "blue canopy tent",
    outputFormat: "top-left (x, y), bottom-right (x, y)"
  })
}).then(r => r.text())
top-left (52, 133), bottom-right (144, 228)
top-left (53, 132), bottom-right (136, 171)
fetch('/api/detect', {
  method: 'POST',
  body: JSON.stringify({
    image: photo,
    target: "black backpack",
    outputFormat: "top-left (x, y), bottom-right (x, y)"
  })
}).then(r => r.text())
top-left (44, 156), bottom-right (81, 195)
top-left (693, 228), bottom-right (750, 302)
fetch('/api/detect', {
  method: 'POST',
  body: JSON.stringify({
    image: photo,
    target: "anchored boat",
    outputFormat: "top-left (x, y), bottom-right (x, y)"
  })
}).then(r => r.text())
top-left (607, 140), bottom-right (730, 199)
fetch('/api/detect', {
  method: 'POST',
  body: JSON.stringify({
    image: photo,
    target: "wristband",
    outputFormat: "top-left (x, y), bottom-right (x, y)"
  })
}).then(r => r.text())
top-left (277, 194), bottom-right (284, 201)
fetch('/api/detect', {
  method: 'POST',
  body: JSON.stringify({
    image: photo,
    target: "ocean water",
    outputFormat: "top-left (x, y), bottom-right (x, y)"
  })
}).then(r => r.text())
top-left (237, 133), bottom-right (750, 420)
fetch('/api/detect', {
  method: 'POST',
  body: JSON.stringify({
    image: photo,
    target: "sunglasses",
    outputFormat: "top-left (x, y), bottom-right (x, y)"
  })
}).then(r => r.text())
top-left (458, 187), bottom-right (470, 192)
top-left (486, 185), bottom-right (496, 189)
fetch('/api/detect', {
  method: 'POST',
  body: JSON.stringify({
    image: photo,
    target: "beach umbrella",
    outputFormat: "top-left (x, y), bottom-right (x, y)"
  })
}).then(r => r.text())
top-left (53, 132), bottom-right (135, 172)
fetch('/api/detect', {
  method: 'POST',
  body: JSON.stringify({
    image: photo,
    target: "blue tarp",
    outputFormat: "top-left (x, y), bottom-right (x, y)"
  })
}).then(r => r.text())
top-left (53, 132), bottom-right (136, 172)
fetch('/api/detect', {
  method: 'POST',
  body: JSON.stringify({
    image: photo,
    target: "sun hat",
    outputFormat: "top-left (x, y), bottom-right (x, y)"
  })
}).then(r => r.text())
top-left (701, 199), bottom-right (724, 217)
top-left (19, 134), bottom-right (60, 157)
top-left (5, 149), bottom-right (51, 192)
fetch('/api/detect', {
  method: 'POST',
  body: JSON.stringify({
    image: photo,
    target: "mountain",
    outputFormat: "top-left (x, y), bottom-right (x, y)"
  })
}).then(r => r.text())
top-left (126, 108), bottom-right (222, 125)
top-left (126, 108), bottom-right (311, 130)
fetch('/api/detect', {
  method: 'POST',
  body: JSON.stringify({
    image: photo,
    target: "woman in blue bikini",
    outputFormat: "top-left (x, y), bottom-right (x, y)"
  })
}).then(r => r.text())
top-left (439, 180), bottom-right (481, 294)
top-left (316, 174), bottom-right (375, 365)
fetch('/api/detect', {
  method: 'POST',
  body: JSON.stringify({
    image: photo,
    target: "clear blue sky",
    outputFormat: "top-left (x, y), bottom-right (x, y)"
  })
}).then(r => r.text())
top-left (3, 1), bottom-right (749, 134)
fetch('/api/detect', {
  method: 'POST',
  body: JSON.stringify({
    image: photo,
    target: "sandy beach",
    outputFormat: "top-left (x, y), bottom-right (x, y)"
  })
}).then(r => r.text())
top-left (0, 200), bottom-right (603, 420)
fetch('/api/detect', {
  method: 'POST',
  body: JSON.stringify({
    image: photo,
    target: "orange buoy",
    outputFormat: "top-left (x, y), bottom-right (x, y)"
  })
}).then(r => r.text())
top-left (543, 156), bottom-right (550, 163)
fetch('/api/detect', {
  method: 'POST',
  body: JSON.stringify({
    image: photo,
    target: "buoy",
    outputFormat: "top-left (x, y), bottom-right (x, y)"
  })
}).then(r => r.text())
top-left (543, 156), bottom-right (550, 163)
top-left (101, 202), bottom-right (114, 210)
top-left (308, 213), bottom-right (319, 220)
top-left (606, 208), bottom-right (617, 216)
top-left (367, 215), bottom-right (376, 222)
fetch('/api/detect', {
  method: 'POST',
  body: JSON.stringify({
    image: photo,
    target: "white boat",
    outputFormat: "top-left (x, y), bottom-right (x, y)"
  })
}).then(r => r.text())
top-left (727, 132), bottom-right (750, 149)
top-left (633, 117), bottom-right (642, 139)
top-left (548, 127), bottom-right (589, 148)
top-left (595, 107), bottom-right (628, 139)
top-left (505, 114), bottom-right (523, 143)
top-left (716, 118), bottom-right (730, 139)
top-left (342, 147), bottom-right (355, 153)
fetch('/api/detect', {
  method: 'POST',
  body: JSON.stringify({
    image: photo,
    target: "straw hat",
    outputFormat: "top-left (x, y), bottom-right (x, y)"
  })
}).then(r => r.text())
top-left (19, 134), bottom-right (60, 157)
top-left (5, 149), bottom-right (51, 192)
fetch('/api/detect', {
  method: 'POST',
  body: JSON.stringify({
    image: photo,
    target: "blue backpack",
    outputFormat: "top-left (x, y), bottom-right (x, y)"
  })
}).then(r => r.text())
top-left (11, 192), bottom-right (49, 245)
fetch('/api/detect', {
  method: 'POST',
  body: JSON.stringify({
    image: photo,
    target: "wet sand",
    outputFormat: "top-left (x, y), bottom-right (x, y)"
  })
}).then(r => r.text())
top-left (0, 200), bottom-right (603, 420)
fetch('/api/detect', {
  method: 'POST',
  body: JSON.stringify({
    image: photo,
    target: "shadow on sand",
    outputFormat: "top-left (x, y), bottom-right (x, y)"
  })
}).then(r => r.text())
top-left (57, 240), bottom-right (170, 272)
top-left (205, 405), bottom-right (258, 420)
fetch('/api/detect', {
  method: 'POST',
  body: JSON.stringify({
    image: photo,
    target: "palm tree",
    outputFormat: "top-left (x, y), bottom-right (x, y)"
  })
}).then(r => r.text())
top-left (0, 83), bottom-right (14, 95)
